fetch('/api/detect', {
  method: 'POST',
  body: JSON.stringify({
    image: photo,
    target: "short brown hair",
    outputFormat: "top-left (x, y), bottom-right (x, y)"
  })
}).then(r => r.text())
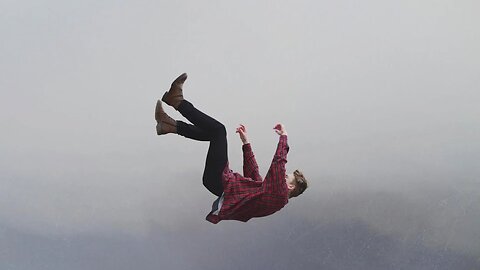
top-left (289, 169), bottom-right (308, 198)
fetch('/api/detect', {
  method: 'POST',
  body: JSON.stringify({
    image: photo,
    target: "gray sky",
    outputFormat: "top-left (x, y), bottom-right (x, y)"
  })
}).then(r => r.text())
top-left (1, 0), bottom-right (479, 269)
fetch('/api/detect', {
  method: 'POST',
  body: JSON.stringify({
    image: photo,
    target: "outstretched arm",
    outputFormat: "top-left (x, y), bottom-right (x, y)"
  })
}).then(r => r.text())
top-left (237, 124), bottom-right (263, 182)
top-left (265, 123), bottom-right (289, 188)
top-left (270, 124), bottom-right (289, 166)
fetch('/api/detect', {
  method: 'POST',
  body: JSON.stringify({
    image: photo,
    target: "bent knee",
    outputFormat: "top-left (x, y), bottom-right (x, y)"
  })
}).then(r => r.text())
top-left (216, 124), bottom-right (226, 137)
top-left (209, 123), bottom-right (226, 137)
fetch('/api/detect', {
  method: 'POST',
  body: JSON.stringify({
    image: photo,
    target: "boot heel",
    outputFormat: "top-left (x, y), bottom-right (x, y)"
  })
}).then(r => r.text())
top-left (161, 91), bottom-right (169, 104)
top-left (156, 122), bottom-right (163, 135)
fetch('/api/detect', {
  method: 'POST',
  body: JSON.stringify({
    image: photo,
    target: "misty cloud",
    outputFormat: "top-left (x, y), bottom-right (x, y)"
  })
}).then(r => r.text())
top-left (1, 0), bottom-right (479, 269)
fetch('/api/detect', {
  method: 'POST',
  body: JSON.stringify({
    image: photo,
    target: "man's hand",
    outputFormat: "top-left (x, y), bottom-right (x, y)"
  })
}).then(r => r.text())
top-left (236, 124), bottom-right (249, 144)
top-left (273, 123), bottom-right (287, 136)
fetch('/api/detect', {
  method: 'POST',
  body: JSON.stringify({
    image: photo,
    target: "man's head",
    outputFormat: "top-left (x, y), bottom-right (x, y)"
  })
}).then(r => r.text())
top-left (285, 169), bottom-right (308, 198)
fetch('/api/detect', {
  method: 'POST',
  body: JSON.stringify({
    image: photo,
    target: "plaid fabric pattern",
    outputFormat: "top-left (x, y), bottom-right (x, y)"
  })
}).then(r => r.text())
top-left (206, 135), bottom-right (289, 224)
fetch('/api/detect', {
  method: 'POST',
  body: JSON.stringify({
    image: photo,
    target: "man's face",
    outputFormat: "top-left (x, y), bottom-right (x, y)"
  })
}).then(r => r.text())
top-left (285, 173), bottom-right (296, 191)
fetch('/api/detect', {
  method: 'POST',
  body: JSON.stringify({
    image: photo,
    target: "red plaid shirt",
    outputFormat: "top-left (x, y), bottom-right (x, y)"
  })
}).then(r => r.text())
top-left (206, 135), bottom-right (289, 224)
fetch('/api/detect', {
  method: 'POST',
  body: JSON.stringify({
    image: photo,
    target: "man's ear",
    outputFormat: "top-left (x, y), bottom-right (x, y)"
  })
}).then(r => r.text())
top-left (287, 183), bottom-right (296, 191)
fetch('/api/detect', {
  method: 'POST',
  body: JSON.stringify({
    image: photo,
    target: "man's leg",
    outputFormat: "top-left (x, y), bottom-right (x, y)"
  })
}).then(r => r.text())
top-left (177, 100), bottom-right (224, 136)
top-left (201, 131), bottom-right (227, 196)
top-left (177, 100), bottom-right (227, 197)
top-left (156, 100), bottom-right (209, 141)
top-left (159, 73), bottom-right (227, 196)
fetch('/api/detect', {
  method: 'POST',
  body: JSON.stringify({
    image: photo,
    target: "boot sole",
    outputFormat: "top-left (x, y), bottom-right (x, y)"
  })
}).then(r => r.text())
top-left (156, 122), bottom-right (163, 135)
top-left (161, 91), bottom-right (170, 105)
top-left (156, 121), bottom-right (176, 135)
top-left (155, 100), bottom-right (162, 122)
top-left (162, 91), bottom-right (183, 109)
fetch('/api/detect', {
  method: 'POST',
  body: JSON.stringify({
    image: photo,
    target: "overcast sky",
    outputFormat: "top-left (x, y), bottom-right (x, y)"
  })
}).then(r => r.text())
top-left (1, 0), bottom-right (479, 269)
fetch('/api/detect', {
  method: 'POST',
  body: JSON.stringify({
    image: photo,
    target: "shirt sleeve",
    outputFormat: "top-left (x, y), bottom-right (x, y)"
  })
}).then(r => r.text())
top-left (242, 143), bottom-right (263, 182)
top-left (264, 135), bottom-right (289, 190)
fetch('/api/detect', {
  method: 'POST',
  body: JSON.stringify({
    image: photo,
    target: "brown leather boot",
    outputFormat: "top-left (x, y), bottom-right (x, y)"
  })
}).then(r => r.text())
top-left (161, 73), bottom-right (187, 110)
top-left (155, 100), bottom-right (177, 135)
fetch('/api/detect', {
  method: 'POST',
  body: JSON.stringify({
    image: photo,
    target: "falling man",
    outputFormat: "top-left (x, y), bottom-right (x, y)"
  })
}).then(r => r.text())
top-left (155, 73), bottom-right (308, 224)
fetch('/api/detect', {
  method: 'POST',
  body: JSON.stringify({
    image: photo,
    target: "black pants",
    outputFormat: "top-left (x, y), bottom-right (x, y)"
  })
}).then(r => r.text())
top-left (176, 100), bottom-right (227, 196)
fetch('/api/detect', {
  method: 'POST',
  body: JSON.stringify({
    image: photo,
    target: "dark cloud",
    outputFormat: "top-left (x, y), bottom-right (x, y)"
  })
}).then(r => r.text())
top-left (3, 214), bottom-right (479, 270)
top-left (3, 188), bottom-right (479, 270)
